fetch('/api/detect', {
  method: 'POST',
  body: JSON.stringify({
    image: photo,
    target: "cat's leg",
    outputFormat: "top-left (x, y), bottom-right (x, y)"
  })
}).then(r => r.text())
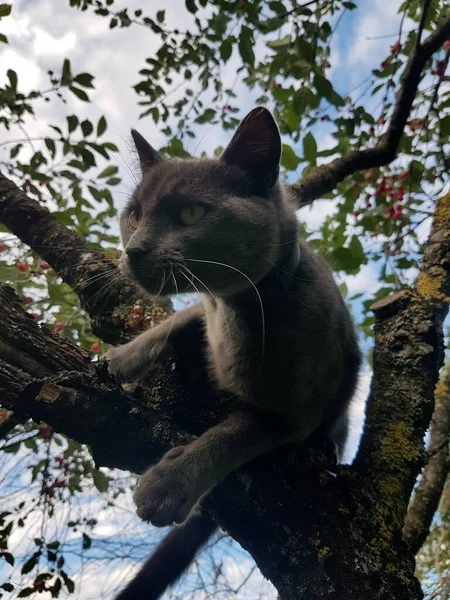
top-left (133, 407), bottom-right (300, 527)
top-left (106, 302), bottom-right (204, 382)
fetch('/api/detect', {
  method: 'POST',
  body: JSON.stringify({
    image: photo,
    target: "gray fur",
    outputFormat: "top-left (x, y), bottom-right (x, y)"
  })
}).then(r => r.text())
top-left (107, 107), bottom-right (361, 528)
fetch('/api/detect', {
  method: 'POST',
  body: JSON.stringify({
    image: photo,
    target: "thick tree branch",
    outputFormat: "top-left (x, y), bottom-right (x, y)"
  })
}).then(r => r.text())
top-left (0, 173), bottom-right (171, 344)
top-left (0, 284), bottom-right (217, 469)
top-left (403, 365), bottom-right (450, 553)
top-left (288, 14), bottom-right (450, 207)
top-left (353, 193), bottom-right (450, 548)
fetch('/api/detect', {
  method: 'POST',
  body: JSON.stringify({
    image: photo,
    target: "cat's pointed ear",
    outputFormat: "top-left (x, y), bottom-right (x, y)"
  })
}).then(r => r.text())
top-left (131, 129), bottom-right (160, 173)
top-left (221, 107), bottom-right (281, 191)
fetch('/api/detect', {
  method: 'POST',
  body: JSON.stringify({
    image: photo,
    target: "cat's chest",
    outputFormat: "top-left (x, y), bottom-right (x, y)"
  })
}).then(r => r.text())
top-left (203, 299), bottom-right (254, 396)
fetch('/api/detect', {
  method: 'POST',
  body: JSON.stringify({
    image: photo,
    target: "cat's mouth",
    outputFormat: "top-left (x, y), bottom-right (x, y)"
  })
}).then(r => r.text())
top-left (119, 254), bottom-right (196, 296)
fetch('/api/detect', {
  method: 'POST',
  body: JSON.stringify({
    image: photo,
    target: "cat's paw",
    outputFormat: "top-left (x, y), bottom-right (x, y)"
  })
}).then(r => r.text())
top-left (105, 344), bottom-right (148, 382)
top-left (106, 335), bottom-right (168, 382)
top-left (133, 446), bottom-right (198, 527)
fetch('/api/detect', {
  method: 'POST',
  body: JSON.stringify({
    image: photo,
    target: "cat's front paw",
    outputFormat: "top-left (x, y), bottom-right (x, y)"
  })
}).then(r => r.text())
top-left (106, 343), bottom-right (149, 382)
top-left (133, 446), bottom-right (198, 527)
top-left (106, 334), bottom-right (168, 382)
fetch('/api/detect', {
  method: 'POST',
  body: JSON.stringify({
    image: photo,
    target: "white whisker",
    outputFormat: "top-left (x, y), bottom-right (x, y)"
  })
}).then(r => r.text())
top-left (185, 257), bottom-right (265, 358)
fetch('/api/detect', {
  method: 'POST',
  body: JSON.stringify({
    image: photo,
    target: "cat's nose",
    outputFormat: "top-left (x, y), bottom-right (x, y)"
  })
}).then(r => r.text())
top-left (126, 245), bottom-right (145, 266)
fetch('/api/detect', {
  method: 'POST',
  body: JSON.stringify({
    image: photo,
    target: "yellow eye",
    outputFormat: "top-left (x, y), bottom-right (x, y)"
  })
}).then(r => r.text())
top-left (179, 204), bottom-right (206, 227)
top-left (128, 211), bottom-right (140, 230)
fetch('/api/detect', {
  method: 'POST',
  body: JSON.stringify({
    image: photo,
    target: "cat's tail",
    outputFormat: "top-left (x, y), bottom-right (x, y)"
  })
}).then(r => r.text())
top-left (114, 511), bottom-right (217, 600)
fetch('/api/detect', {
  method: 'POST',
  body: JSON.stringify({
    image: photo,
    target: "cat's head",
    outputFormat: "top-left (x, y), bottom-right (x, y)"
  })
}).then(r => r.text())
top-left (119, 107), bottom-right (297, 297)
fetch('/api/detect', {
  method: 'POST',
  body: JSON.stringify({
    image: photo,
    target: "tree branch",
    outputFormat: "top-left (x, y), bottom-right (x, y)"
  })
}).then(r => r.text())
top-left (402, 365), bottom-right (450, 554)
top-left (353, 192), bottom-right (450, 543)
top-left (0, 174), bottom-right (171, 344)
top-left (288, 14), bottom-right (450, 207)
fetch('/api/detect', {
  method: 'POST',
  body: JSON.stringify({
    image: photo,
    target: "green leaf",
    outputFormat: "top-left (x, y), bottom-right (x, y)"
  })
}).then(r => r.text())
top-left (97, 116), bottom-right (107, 136)
top-left (10, 143), bottom-right (21, 158)
top-left (106, 177), bottom-right (120, 185)
top-left (67, 115), bottom-right (78, 133)
top-left (45, 138), bottom-right (56, 158)
top-left (303, 132), bottom-right (317, 162)
top-left (7, 68), bottom-right (17, 89)
top-left (74, 72), bottom-right (94, 88)
top-left (61, 573), bottom-right (75, 594)
top-left (98, 165), bottom-right (118, 178)
top-left (18, 588), bottom-right (34, 598)
top-left (220, 39), bottom-right (233, 62)
top-left (238, 27), bottom-right (255, 65)
top-left (81, 120), bottom-right (93, 137)
top-left (185, 0), bottom-right (197, 13)
top-left (314, 74), bottom-right (333, 99)
top-left (156, 10), bottom-right (165, 22)
top-left (195, 108), bottom-right (216, 124)
top-left (1, 584), bottom-right (14, 592)
top-left (440, 115), bottom-right (450, 137)
top-left (267, 35), bottom-right (291, 50)
top-left (281, 144), bottom-right (300, 170)
top-left (82, 533), bottom-right (92, 549)
top-left (69, 86), bottom-right (89, 102)
top-left (0, 4), bottom-right (12, 17)
top-left (0, 33), bottom-right (8, 43)
top-left (92, 469), bottom-right (108, 492)
top-left (3, 552), bottom-right (14, 566)
top-left (21, 553), bottom-right (38, 575)
top-left (61, 59), bottom-right (72, 86)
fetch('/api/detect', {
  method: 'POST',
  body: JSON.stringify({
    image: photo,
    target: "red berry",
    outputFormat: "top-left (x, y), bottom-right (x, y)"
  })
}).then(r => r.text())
top-left (0, 243), bottom-right (5, 252)
top-left (378, 118), bottom-right (386, 125)
top-left (352, 211), bottom-right (361, 217)
top-left (25, 296), bottom-right (33, 304)
top-left (32, 313), bottom-right (39, 320)
top-left (370, 231), bottom-right (377, 237)
top-left (40, 262), bottom-right (50, 270)
top-left (369, 126), bottom-right (375, 134)
top-left (181, 39), bottom-right (188, 45)
top-left (390, 41), bottom-right (401, 55)
top-left (264, 87), bottom-right (268, 92)
top-left (39, 424), bottom-right (52, 440)
top-left (381, 60), bottom-right (387, 69)
top-left (436, 60), bottom-right (445, 77)
top-left (444, 40), bottom-right (450, 51)
top-left (399, 172), bottom-right (409, 180)
top-left (91, 343), bottom-right (101, 353)
top-left (54, 322), bottom-right (64, 331)
top-left (16, 263), bottom-right (29, 272)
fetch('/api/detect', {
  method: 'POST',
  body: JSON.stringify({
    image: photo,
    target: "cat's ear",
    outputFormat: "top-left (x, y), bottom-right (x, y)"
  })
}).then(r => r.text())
top-left (131, 129), bottom-right (161, 173)
top-left (221, 107), bottom-right (281, 191)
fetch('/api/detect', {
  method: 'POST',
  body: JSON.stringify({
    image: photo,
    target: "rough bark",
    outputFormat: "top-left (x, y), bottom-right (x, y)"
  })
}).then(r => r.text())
top-left (403, 366), bottom-right (450, 553)
top-left (1, 187), bottom-right (449, 597)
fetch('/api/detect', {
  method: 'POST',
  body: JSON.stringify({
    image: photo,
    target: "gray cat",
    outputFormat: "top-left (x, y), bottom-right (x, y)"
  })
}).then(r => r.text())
top-left (107, 107), bottom-right (361, 599)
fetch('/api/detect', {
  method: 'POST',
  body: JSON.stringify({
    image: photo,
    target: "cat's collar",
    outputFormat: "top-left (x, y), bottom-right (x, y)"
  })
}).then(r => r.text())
top-left (257, 243), bottom-right (301, 297)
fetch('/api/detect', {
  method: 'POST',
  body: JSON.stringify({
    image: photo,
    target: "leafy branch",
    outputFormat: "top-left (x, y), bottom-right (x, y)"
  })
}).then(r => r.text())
top-left (289, 10), bottom-right (450, 207)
